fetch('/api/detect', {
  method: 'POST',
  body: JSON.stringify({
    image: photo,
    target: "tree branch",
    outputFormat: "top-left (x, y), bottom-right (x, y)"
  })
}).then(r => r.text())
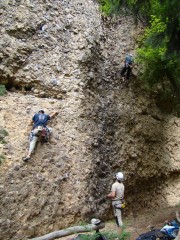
top-left (176, 211), bottom-right (180, 223)
top-left (29, 223), bottom-right (105, 240)
top-left (174, 211), bottom-right (180, 240)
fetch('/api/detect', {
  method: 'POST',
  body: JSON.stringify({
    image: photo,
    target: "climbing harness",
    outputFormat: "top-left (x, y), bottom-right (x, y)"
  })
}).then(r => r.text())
top-left (30, 126), bottom-right (50, 143)
top-left (115, 202), bottom-right (126, 209)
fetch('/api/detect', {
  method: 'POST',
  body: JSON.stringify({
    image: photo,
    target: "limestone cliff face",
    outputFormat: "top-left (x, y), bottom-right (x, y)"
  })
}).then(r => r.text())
top-left (0, 1), bottom-right (179, 239)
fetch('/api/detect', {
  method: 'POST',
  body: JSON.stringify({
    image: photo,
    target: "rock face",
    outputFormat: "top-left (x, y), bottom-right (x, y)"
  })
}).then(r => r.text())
top-left (0, 0), bottom-right (179, 239)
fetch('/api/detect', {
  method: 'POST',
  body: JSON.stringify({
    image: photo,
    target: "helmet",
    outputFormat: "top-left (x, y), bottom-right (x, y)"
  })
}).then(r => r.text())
top-left (91, 218), bottom-right (101, 225)
top-left (38, 109), bottom-right (45, 114)
top-left (129, 53), bottom-right (133, 57)
top-left (116, 172), bottom-right (124, 181)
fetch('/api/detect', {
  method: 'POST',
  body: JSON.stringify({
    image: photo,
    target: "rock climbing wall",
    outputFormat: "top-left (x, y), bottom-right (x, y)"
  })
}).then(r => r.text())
top-left (0, 0), bottom-right (179, 239)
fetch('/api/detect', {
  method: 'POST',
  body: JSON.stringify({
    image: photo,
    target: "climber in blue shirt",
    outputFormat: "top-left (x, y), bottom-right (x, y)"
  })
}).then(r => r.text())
top-left (23, 109), bottom-right (58, 162)
top-left (121, 54), bottom-right (134, 81)
top-left (32, 110), bottom-right (51, 128)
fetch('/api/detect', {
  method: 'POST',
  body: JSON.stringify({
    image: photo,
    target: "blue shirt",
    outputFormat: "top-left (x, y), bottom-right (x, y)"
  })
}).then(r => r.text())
top-left (32, 113), bottom-right (51, 128)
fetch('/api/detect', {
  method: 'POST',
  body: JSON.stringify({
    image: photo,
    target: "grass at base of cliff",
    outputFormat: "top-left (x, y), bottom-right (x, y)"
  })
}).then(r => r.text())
top-left (0, 84), bottom-right (6, 96)
top-left (71, 228), bottom-right (130, 240)
top-left (0, 128), bottom-right (8, 144)
top-left (0, 155), bottom-right (5, 165)
top-left (103, 228), bottom-right (130, 240)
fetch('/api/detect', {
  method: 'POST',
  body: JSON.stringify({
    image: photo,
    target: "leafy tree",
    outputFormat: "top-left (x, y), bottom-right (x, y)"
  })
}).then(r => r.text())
top-left (137, 0), bottom-right (180, 100)
top-left (98, 0), bottom-right (180, 109)
top-left (98, 0), bottom-right (151, 23)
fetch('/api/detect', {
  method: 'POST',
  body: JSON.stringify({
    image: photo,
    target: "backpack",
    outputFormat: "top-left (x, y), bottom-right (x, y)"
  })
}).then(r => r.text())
top-left (125, 55), bottom-right (133, 65)
top-left (136, 229), bottom-right (169, 240)
top-left (160, 220), bottom-right (180, 239)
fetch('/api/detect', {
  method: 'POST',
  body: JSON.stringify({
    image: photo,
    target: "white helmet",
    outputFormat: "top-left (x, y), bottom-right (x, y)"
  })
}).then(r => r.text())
top-left (116, 172), bottom-right (124, 180)
top-left (91, 218), bottom-right (101, 225)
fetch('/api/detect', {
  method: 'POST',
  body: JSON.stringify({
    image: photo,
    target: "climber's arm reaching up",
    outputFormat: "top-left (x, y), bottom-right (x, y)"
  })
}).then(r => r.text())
top-left (50, 111), bottom-right (58, 119)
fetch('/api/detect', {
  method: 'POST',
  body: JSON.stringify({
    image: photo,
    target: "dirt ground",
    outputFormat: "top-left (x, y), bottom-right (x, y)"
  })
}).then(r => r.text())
top-left (123, 206), bottom-right (179, 239)
top-left (59, 206), bottom-right (180, 240)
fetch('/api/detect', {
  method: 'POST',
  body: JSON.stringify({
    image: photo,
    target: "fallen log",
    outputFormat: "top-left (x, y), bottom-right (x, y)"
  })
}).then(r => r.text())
top-left (176, 211), bottom-right (180, 223)
top-left (175, 211), bottom-right (180, 240)
top-left (29, 222), bottom-right (105, 240)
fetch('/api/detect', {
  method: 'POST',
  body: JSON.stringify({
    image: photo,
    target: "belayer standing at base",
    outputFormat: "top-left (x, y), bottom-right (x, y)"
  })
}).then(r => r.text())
top-left (121, 53), bottom-right (134, 82)
top-left (107, 172), bottom-right (125, 235)
top-left (22, 109), bottom-right (58, 162)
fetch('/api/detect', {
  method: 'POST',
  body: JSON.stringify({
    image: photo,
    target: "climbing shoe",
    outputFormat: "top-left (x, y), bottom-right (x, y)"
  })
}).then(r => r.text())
top-left (22, 156), bottom-right (31, 162)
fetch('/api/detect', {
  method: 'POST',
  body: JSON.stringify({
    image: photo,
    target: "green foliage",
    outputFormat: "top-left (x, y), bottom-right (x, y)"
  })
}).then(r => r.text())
top-left (98, 0), bottom-right (124, 16)
top-left (0, 85), bottom-right (6, 96)
top-left (103, 228), bottom-right (131, 240)
top-left (136, 2), bottom-right (180, 103)
top-left (72, 228), bottom-right (130, 240)
top-left (0, 128), bottom-right (8, 144)
top-left (98, 0), bottom-right (151, 22)
top-left (137, 15), bottom-right (167, 87)
top-left (98, 0), bottom-right (180, 108)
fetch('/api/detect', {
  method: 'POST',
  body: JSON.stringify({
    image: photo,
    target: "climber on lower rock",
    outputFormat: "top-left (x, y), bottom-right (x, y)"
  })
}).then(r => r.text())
top-left (22, 109), bottom-right (58, 162)
top-left (107, 172), bottom-right (125, 236)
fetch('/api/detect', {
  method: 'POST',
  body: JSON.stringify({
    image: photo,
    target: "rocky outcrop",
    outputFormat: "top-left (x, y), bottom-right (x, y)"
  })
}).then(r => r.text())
top-left (0, 0), bottom-right (179, 239)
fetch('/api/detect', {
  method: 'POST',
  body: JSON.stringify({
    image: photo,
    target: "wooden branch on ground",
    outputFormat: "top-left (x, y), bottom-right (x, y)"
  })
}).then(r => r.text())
top-left (176, 211), bottom-right (180, 223)
top-left (175, 211), bottom-right (180, 240)
top-left (29, 223), bottom-right (105, 240)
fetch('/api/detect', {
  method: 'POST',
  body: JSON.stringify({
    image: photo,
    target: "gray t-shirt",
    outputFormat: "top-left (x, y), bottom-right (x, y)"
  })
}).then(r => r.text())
top-left (111, 181), bottom-right (124, 201)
